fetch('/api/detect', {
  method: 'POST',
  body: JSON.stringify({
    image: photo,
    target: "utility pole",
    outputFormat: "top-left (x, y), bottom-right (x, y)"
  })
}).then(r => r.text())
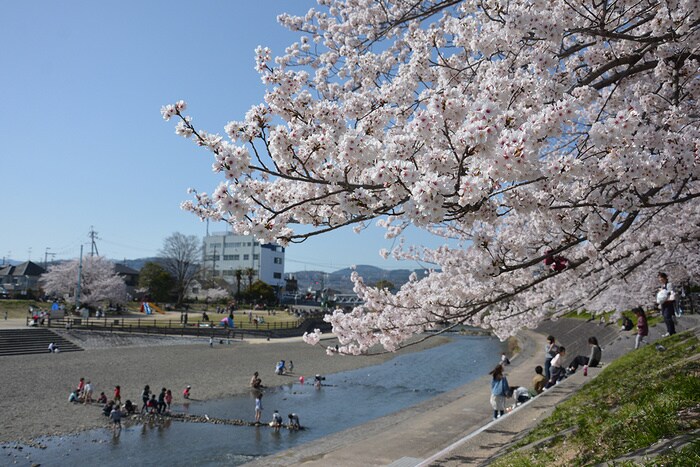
top-left (88, 226), bottom-right (100, 256)
top-left (76, 245), bottom-right (84, 309)
top-left (211, 244), bottom-right (219, 279)
top-left (44, 247), bottom-right (55, 269)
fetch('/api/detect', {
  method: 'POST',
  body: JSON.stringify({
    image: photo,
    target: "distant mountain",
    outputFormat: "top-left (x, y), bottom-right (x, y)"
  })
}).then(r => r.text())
top-left (288, 265), bottom-right (430, 293)
top-left (114, 257), bottom-right (161, 271)
top-left (106, 257), bottom-right (426, 294)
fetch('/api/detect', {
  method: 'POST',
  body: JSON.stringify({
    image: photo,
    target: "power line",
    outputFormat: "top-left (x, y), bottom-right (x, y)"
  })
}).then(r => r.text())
top-left (88, 226), bottom-right (100, 256)
top-left (100, 238), bottom-right (159, 253)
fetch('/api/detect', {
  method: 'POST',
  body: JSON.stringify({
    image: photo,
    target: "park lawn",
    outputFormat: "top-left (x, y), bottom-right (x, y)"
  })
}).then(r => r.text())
top-left (0, 299), bottom-right (51, 318)
top-left (491, 331), bottom-right (700, 466)
top-left (0, 300), bottom-right (305, 330)
top-left (118, 310), bottom-right (302, 330)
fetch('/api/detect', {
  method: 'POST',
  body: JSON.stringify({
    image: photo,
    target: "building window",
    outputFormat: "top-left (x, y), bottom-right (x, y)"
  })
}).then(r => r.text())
top-left (273, 258), bottom-right (283, 264)
top-left (243, 254), bottom-right (249, 260)
top-left (273, 272), bottom-right (282, 279)
top-left (253, 254), bottom-right (259, 260)
top-left (212, 271), bottom-right (220, 277)
top-left (233, 254), bottom-right (240, 260)
top-left (223, 270), bottom-right (233, 276)
top-left (223, 255), bottom-right (235, 260)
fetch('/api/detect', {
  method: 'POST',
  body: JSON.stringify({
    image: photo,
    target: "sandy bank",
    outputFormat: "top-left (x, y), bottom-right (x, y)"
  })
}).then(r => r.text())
top-left (0, 330), bottom-right (448, 444)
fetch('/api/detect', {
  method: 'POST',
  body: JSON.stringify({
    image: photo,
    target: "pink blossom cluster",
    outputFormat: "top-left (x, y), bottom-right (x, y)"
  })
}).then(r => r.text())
top-left (166, 1), bottom-right (699, 352)
top-left (40, 256), bottom-right (128, 307)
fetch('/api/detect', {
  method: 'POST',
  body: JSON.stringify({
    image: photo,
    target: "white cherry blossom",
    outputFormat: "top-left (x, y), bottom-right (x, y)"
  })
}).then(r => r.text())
top-left (166, 0), bottom-right (699, 352)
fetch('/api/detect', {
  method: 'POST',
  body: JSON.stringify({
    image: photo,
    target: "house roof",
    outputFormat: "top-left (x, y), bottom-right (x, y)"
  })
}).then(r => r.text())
top-left (114, 263), bottom-right (139, 276)
top-left (0, 261), bottom-right (45, 277)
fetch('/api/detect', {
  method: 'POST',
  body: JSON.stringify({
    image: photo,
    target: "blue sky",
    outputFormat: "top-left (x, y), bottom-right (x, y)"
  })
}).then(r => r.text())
top-left (1, 0), bottom-right (451, 273)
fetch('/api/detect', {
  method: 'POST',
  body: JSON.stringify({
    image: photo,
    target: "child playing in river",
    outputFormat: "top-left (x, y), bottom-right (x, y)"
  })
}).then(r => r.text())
top-left (254, 393), bottom-right (263, 423)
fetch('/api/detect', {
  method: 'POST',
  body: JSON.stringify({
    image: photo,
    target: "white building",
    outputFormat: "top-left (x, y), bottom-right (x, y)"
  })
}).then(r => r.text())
top-left (202, 232), bottom-right (285, 288)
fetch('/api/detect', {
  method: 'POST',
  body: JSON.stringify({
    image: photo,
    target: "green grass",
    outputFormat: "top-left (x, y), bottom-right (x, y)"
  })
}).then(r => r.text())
top-left (0, 299), bottom-right (303, 330)
top-left (492, 331), bottom-right (700, 466)
top-left (646, 439), bottom-right (700, 466)
top-left (562, 308), bottom-right (664, 328)
top-left (0, 299), bottom-right (51, 318)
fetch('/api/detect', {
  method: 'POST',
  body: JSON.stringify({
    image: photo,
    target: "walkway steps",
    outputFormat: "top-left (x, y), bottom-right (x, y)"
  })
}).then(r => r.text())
top-left (0, 328), bottom-right (83, 356)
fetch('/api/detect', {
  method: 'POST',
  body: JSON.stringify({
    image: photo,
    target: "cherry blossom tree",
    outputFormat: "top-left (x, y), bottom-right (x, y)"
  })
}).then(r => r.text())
top-left (41, 256), bottom-right (128, 308)
top-left (164, 0), bottom-right (699, 353)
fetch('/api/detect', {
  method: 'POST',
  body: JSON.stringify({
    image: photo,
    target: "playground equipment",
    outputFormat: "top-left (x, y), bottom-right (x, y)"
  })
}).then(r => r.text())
top-left (140, 302), bottom-right (166, 315)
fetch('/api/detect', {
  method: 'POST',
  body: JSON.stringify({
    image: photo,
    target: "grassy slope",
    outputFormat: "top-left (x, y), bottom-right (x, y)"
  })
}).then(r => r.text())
top-left (492, 331), bottom-right (700, 466)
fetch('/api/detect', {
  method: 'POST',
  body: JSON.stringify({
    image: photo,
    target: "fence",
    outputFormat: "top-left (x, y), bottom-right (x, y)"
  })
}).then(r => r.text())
top-left (26, 315), bottom-right (308, 339)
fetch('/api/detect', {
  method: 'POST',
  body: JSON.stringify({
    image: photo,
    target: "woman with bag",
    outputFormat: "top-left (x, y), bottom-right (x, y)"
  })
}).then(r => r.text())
top-left (489, 364), bottom-right (510, 420)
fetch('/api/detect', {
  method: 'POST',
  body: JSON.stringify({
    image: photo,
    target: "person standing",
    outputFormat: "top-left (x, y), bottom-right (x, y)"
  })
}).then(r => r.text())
top-left (141, 385), bottom-right (151, 413)
top-left (109, 405), bottom-right (122, 434)
top-left (657, 272), bottom-right (676, 336)
top-left (157, 388), bottom-right (167, 414)
top-left (113, 385), bottom-right (121, 405)
top-left (544, 336), bottom-right (559, 382)
top-left (83, 381), bottom-right (94, 404)
top-left (633, 307), bottom-right (648, 349)
top-left (489, 364), bottom-right (509, 420)
top-left (77, 377), bottom-right (86, 399)
top-left (254, 393), bottom-right (263, 423)
top-left (164, 389), bottom-right (173, 412)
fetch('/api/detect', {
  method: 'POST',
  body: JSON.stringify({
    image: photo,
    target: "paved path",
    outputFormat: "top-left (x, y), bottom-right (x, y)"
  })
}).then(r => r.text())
top-left (244, 313), bottom-right (698, 467)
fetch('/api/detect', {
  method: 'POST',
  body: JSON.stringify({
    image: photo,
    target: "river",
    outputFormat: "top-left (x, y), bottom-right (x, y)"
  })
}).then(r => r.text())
top-left (10, 334), bottom-right (505, 466)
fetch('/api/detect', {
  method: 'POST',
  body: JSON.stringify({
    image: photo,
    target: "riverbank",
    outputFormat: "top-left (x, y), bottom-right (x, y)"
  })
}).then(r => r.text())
top-left (244, 314), bottom-right (699, 466)
top-left (0, 330), bottom-right (448, 445)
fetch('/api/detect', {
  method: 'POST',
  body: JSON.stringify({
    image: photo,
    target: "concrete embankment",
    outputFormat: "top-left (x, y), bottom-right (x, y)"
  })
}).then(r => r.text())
top-left (246, 314), bottom-right (698, 466)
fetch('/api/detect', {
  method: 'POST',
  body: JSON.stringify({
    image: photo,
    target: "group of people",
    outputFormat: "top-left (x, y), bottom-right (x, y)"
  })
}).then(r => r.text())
top-left (68, 378), bottom-right (193, 434)
top-left (490, 335), bottom-right (603, 420)
top-left (101, 397), bottom-right (137, 434)
top-left (275, 359), bottom-right (294, 375)
top-left (620, 272), bottom-right (680, 350)
top-left (490, 272), bottom-right (682, 421)
top-left (253, 393), bottom-right (302, 430)
top-left (543, 335), bottom-right (602, 388)
top-left (68, 377), bottom-right (95, 404)
top-left (140, 385), bottom-right (177, 414)
top-left (250, 367), bottom-right (304, 430)
top-left (269, 410), bottom-right (301, 431)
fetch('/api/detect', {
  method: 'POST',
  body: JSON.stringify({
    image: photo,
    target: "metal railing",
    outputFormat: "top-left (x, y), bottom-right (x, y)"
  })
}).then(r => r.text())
top-left (26, 315), bottom-right (307, 338)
